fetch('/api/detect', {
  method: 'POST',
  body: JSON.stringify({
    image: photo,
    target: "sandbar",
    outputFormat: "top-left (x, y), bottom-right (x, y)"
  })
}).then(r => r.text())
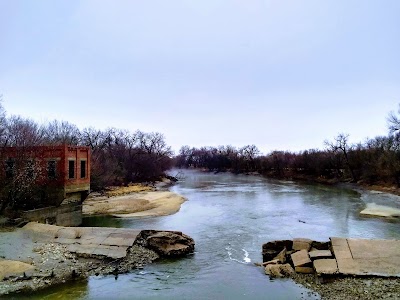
top-left (83, 191), bottom-right (186, 218)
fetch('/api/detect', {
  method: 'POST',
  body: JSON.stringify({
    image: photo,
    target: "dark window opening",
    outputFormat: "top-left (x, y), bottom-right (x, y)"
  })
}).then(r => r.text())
top-left (5, 159), bottom-right (14, 179)
top-left (80, 160), bottom-right (86, 178)
top-left (69, 160), bottom-right (75, 179)
top-left (48, 160), bottom-right (56, 179)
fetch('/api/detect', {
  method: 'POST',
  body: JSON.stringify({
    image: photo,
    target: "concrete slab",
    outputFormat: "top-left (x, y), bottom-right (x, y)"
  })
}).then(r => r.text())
top-left (331, 237), bottom-right (400, 277)
top-left (102, 236), bottom-right (136, 247)
top-left (330, 237), bottom-right (348, 247)
top-left (335, 257), bottom-right (360, 275)
top-left (309, 250), bottom-right (333, 260)
top-left (291, 250), bottom-right (311, 267)
top-left (314, 259), bottom-right (338, 275)
top-left (67, 244), bottom-right (97, 256)
top-left (347, 239), bottom-right (399, 259)
top-left (292, 238), bottom-right (313, 251)
top-left (107, 246), bottom-right (129, 259)
top-left (53, 237), bottom-right (77, 244)
top-left (23, 223), bottom-right (142, 260)
top-left (91, 245), bottom-right (111, 257)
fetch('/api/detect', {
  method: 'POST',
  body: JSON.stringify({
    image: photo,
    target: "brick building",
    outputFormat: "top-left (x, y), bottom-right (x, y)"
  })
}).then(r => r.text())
top-left (1, 145), bottom-right (90, 226)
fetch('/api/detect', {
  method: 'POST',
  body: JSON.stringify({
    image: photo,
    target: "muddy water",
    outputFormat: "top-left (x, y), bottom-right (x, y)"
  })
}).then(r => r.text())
top-left (23, 170), bottom-right (400, 299)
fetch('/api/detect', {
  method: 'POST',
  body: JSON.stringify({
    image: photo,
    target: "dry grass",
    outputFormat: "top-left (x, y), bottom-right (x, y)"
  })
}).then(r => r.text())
top-left (105, 184), bottom-right (154, 197)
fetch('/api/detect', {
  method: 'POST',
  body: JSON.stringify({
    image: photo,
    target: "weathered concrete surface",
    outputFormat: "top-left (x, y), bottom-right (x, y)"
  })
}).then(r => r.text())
top-left (292, 238), bottom-right (313, 251)
top-left (314, 259), bottom-right (338, 275)
top-left (22, 222), bottom-right (141, 259)
top-left (291, 249), bottom-right (311, 267)
top-left (331, 237), bottom-right (400, 277)
top-left (0, 260), bottom-right (35, 280)
top-left (309, 250), bottom-right (333, 260)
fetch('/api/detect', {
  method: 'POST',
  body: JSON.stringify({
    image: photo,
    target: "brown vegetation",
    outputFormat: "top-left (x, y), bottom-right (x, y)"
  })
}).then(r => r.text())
top-left (175, 104), bottom-right (400, 189)
top-left (0, 100), bottom-right (173, 212)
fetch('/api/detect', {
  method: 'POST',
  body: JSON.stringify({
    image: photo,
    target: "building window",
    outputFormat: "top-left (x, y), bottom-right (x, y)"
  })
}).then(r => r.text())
top-left (80, 160), bottom-right (86, 179)
top-left (5, 159), bottom-right (14, 179)
top-left (69, 160), bottom-right (75, 179)
top-left (48, 160), bottom-right (56, 179)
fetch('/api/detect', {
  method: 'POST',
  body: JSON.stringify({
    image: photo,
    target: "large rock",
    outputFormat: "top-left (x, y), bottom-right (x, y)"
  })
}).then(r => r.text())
top-left (137, 230), bottom-right (195, 257)
top-left (262, 240), bottom-right (293, 262)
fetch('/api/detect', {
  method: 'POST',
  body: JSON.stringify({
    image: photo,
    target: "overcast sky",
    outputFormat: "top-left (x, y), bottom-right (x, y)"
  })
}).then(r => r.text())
top-left (1, 0), bottom-right (399, 153)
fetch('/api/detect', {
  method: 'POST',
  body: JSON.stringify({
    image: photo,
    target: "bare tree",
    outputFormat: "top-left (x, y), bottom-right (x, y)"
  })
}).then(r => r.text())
top-left (387, 104), bottom-right (400, 134)
top-left (0, 97), bottom-right (7, 148)
top-left (6, 115), bottom-right (45, 147)
top-left (43, 120), bottom-right (81, 145)
top-left (325, 133), bottom-right (357, 182)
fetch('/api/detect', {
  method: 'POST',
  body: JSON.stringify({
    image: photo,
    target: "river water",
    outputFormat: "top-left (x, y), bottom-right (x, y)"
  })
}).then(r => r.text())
top-left (27, 170), bottom-right (400, 299)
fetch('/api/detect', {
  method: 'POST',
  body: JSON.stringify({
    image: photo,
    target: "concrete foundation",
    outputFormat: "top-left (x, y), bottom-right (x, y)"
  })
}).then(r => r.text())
top-left (22, 202), bottom-right (82, 227)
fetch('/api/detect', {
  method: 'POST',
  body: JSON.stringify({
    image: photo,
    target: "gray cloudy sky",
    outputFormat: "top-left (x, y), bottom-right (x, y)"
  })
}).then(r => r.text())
top-left (1, 0), bottom-right (399, 153)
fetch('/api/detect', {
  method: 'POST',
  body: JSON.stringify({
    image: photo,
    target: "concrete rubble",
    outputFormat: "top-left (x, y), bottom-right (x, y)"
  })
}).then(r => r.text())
top-left (0, 222), bottom-right (195, 296)
top-left (262, 237), bottom-right (400, 279)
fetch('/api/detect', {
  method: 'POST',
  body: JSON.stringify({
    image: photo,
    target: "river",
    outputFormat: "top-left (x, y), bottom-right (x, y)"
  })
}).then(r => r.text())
top-left (25, 169), bottom-right (400, 299)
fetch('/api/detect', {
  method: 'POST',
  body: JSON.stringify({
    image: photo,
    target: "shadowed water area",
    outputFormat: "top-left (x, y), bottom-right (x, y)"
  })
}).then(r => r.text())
top-left (10, 169), bottom-right (400, 299)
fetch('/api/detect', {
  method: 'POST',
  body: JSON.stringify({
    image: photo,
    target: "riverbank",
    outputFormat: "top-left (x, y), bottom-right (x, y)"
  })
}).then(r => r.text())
top-left (0, 223), bottom-right (195, 296)
top-left (262, 237), bottom-right (400, 300)
top-left (292, 274), bottom-right (400, 300)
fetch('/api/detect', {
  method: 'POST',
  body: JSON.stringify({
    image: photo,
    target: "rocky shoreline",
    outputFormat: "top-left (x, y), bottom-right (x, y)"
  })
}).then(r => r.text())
top-left (292, 274), bottom-right (400, 300)
top-left (261, 237), bottom-right (400, 300)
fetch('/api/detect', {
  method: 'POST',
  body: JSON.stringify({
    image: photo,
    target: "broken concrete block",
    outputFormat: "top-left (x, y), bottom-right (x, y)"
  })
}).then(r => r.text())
top-left (314, 259), bottom-right (338, 275)
top-left (293, 238), bottom-right (313, 251)
top-left (309, 250), bottom-right (333, 260)
top-left (274, 247), bottom-right (287, 263)
top-left (280, 264), bottom-right (295, 276)
top-left (262, 259), bottom-right (280, 266)
top-left (291, 249), bottom-right (311, 267)
top-left (265, 264), bottom-right (283, 277)
top-left (265, 263), bottom-right (295, 277)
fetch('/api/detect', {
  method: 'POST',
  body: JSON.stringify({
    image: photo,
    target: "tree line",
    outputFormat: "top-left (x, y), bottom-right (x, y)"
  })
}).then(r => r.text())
top-left (0, 100), bottom-right (173, 194)
top-left (175, 105), bottom-right (400, 187)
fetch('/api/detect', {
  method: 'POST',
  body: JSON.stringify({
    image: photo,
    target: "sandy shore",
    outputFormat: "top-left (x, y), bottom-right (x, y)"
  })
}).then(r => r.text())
top-left (83, 191), bottom-right (186, 218)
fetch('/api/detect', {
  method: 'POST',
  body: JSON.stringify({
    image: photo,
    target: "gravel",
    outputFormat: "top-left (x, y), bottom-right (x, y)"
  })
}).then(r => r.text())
top-left (292, 273), bottom-right (400, 300)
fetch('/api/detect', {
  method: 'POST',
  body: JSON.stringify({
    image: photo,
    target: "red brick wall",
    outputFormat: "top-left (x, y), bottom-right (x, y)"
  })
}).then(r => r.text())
top-left (2, 145), bottom-right (90, 189)
top-left (65, 145), bottom-right (90, 187)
